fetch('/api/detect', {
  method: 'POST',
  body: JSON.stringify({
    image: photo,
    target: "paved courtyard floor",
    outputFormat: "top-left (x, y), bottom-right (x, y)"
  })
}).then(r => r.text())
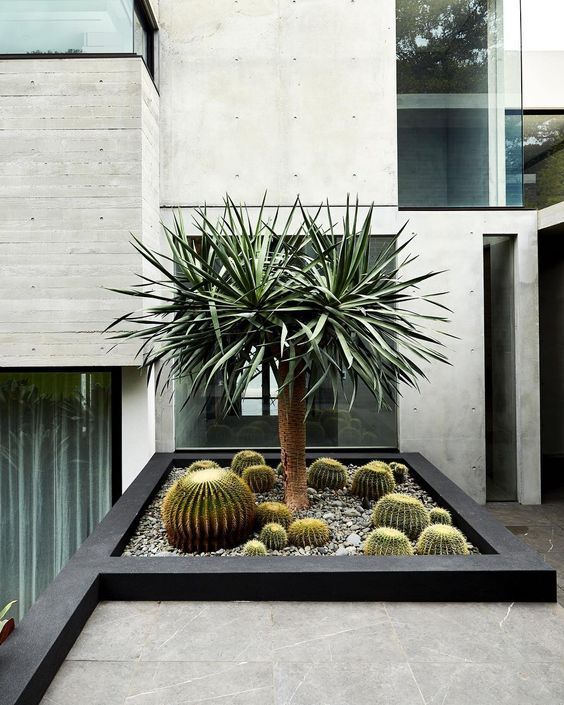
top-left (40, 496), bottom-right (564, 705)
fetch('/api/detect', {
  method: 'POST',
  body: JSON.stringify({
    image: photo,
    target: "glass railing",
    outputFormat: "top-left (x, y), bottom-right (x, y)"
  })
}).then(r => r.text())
top-left (396, 0), bottom-right (523, 207)
top-left (0, 0), bottom-right (154, 74)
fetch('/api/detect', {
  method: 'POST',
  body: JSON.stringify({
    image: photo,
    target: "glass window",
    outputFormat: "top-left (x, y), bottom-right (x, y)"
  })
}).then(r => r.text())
top-left (0, 0), bottom-right (153, 72)
top-left (0, 371), bottom-right (114, 621)
top-left (174, 238), bottom-right (398, 450)
top-left (524, 113), bottom-right (564, 210)
top-left (397, 0), bottom-right (523, 207)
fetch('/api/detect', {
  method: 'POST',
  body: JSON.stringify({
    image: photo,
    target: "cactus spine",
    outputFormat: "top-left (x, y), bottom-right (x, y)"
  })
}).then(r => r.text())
top-left (259, 522), bottom-right (288, 550)
top-left (416, 524), bottom-right (469, 555)
top-left (288, 518), bottom-right (330, 547)
top-left (389, 462), bottom-right (409, 484)
top-left (429, 507), bottom-right (452, 525)
top-left (364, 527), bottom-right (414, 556)
top-left (242, 539), bottom-right (268, 556)
top-left (371, 493), bottom-right (430, 540)
top-left (185, 459), bottom-right (220, 473)
top-left (161, 468), bottom-right (255, 552)
top-left (307, 457), bottom-right (348, 490)
top-left (231, 450), bottom-right (265, 476)
top-left (242, 464), bottom-right (276, 493)
top-left (255, 501), bottom-right (293, 529)
top-left (351, 462), bottom-right (396, 500)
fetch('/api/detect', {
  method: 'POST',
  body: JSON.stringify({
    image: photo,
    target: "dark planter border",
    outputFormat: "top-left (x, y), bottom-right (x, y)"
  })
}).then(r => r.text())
top-left (0, 451), bottom-right (556, 705)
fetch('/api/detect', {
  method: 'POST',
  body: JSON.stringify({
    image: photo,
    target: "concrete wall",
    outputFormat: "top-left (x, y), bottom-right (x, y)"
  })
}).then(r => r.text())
top-left (122, 367), bottom-right (156, 490)
top-left (0, 57), bottom-right (160, 366)
top-left (523, 51), bottom-right (564, 110)
top-left (398, 210), bottom-right (540, 504)
top-left (158, 0), bottom-right (398, 206)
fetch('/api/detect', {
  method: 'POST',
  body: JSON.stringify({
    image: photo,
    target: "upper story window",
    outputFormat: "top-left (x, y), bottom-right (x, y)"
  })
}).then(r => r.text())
top-left (0, 0), bottom-right (156, 76)
top-left (524, 113), bottom-right (564, 210)
top-left (396, 0), bottom-right (523, 208)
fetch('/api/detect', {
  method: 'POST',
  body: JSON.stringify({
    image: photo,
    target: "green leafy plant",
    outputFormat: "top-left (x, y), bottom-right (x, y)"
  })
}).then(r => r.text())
top-left (186, 459), bottom-right (220, 473)
top-left (255, 501), bottom-right (293, 529)
top-left (242, 539), bottom-right (268, 556)
top-left (288, 518), bottom-right (330, 547)
top-left (429, 507), bottom-right (452, 525)
top-left (351, 462), bottom-right (396, 500)
top-left (364, 527), bottom-right (414, 556)
top-left (109, 196), bottom-right (449, 509)
top-left (389, 462), bottom-right (409, 484)
top-left (259, 522), bottom-right (288, 550)
top-left (416, 524), bottom-right (469, 555)
top-left (242, 464), bottom-right (276, 493)
top-left (307, 457), bottom-right (348, 490)
top-left (161, 468), bottom-right (255, 552)
top-left (231, 450), bottom-right (265, 476)
top-left (372, 493), bottom-right (430, 540)
top-left (0, 601), bottom-right (16, 645)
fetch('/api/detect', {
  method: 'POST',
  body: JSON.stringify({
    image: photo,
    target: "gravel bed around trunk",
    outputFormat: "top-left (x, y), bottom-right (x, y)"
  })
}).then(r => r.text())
top-left (123, 464), bottom-right (479, 557)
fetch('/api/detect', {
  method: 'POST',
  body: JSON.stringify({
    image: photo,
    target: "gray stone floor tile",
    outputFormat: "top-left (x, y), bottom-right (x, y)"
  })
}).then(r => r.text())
top-left (125, 661), bottom-right (274, 705)
top-left (410, 661), bottom-right (564, 705)
top-left (40, 661), bottom-right (133, 705)
top-left (67, 601), bottom-right (160, 661)
top-left (386, 602), bottom-right (564, 663)
top-left (274, 662), bottom-right (423, 705)
top-left (486, 502), bottom-right (552, 526)
top-left (271, 602), bottom-right (405, 662)
top-left (140, 601), bottom-right (273, 662)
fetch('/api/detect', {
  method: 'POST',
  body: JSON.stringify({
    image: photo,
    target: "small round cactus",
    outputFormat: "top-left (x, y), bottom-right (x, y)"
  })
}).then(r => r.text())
top-left (242, 539), bottom-right (268, 556)
top-left (307, 457), bottom-right (348, 490)
top-left (351, 462), bottom-right (395, 501)
top-left (259, 522), bottom-right (288, 550)
top-left (162, 468), bottom-right (255, 552)
top-left (255, 501), bottom-right (293, 529)
top-left (371, 493), bottom-right (430, 540)
top-left (389, 462), bottom-right (409, 484)
top-left (288, 518), bottom-right (330, 547)
top-left (364, 527), bottom-right (414, 556)
top-left (242, 464), bottom-right (276, 492)
top-left (416, 524), bottom-right (469, 555)
top-left (231, 450), bottom-right (265, 476)
top-left (185, 459), bottom-right (220, 473)
top-left (429, 507), bottom-right (452, 525)
top-left (276, 462), bottom-right (284, 476)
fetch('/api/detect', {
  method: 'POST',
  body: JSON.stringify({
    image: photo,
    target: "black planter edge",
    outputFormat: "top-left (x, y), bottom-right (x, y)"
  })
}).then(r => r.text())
top-left (0, 451), bottom-right (557, 705)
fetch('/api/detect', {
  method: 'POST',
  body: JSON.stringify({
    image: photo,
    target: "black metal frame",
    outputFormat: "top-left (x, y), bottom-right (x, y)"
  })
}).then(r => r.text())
top-left (0, 451), bottom-right (555, 705)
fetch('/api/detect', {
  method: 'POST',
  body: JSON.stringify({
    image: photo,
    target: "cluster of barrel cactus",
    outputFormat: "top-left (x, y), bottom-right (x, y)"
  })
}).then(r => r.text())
top-left (231, 450), bottom-right (265, 476)
top-left (288, 518), bottom-right (330, 547)
top-left (259, 522), bottom-right (288, 550)
top-left (364, 527), bottom-right (414, 556)
top-left (255, 501), bottom-right (293, 529)
top-left (307, 457), bottom-right (348, 490)
top-left (242, 464), bottom-right (276, 493)
top-left (351, 462), bottom-right (396, 500)
top-left (371, 493), bottom-right (429, 540)
top-left (416, 524), bottom-right (469, 555)
top-left (161, 468), bottom-right (255, 552)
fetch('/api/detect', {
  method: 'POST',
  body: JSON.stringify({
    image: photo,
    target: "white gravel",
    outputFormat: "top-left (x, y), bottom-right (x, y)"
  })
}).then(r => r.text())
top-left (122, 464), bottom-right (478, 557)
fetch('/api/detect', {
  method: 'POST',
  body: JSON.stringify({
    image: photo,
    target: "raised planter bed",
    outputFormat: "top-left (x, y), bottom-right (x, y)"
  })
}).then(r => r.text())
top-left (0, 451), bottom-right (557, 705)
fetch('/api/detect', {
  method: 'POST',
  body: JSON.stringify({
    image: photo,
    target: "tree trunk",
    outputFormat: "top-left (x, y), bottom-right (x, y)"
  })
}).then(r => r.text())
top-left (278, 359), bottom-right (309, 510)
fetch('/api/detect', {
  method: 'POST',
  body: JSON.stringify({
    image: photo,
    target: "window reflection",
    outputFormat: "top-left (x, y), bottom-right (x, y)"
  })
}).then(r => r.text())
top-left (524, 113), bottom-right (564, 210)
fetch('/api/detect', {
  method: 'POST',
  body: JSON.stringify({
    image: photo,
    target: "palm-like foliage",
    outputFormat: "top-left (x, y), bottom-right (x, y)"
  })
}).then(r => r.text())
top-left (109, 195), bottom-right (450, 508)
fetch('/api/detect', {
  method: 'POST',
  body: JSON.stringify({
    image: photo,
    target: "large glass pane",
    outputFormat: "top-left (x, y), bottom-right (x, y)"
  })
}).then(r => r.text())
top-left (524, 113), bottom-right (564, 209)
top-left (0, 0), bottom-right (134, 55)
top-left (175, 238), bottom-right (398, 450)
top-left (0, 371), bottom-right (113, 621)
top-left (397, 0), bottom-right (523, 207)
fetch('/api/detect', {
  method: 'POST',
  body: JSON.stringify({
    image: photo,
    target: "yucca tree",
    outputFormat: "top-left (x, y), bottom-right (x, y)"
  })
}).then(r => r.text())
top-left (109, 196), bottom-right (449, 509)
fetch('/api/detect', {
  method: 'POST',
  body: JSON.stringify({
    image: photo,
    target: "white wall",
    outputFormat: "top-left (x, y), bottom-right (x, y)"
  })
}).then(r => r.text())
top-left (0, 58), bottom-right (160, 366)
top-left (121, 367), bottom-right (156, 490)
top-left (159, 0), bottom-right (398, 207)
